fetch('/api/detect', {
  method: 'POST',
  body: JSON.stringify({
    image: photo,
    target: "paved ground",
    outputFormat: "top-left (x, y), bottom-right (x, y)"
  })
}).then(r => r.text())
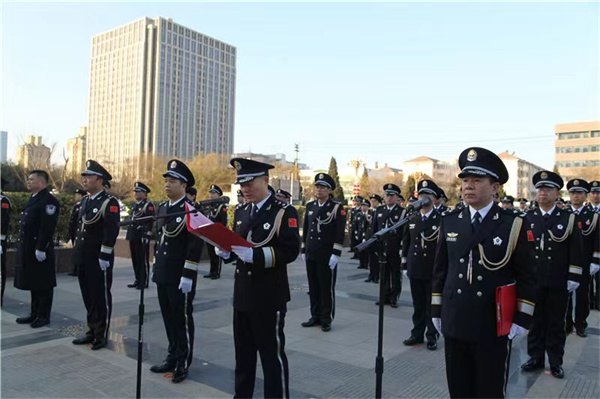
top-left (1, 252), bottom-right (598, 398)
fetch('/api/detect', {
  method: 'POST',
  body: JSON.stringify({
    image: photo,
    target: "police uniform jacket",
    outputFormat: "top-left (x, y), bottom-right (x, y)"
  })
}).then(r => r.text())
top-left (152, 197), bottom-right (203, 285)
top-left (301, 198), bottom-right (346, 261)
top-left (227, 195), bottom-right (300, 311)
top-left (435, 204), bottom-right (449, 213)
top-left (1, 193), bottom-right (11, 244)
top-left (574, 206), bottom-right (599, 277)
top-left (14, 188), bottom-right (60, 291)
top-left (432, 206), bottom-right (536, 341)
top-left (68, 201), bottom-right (82, 244)
top-left (125, 199), bottom-right (155, 241)
top-left (401, 209), bottom-right (441, 280)
top-left (355, 210), bottom-right (369, 244)
top-left (373, 204), bottom-right (406, 264)
top-left (74, 191), bottom-right (120, 266)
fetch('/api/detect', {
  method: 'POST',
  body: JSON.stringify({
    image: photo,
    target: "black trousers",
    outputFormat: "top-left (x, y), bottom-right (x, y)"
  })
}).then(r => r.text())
top-left (368, 248), bottom-right (379, 281)
top-left (207, 244), bottom-right (222, 276)
top-left (157, 284), bottom-right (195, 368)
top-left (358, 246), bottom-right (369, 269)
top-left (381, 258), bottom-right (401, 303)
top-left (445, 335), bottom-right (512, 399)
top-left (527, 286), bottom-right (568, 366)
top-left (306, 258), bottom-right (336, 324)
top-left (1, 248), bottom-right (6, 306)
top-left (591, 273), bottom-right (600, 309)
top-left (234, 309), bottom-right (289, 399)
top-left (129, 240), bottom-right (149, 286)
top-left (70, 239), bottom-right (78, 275)
top-left (566, 276), bottom-right (590, 331)
top-left (409, 278), bottom-right (437, 341)
top-left (30, 289), bottom-right (53, 319)
top-left (77, 262), bottom-right (113, 341)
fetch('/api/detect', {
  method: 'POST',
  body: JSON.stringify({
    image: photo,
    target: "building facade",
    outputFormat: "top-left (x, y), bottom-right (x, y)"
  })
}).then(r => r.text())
top-left (66, 127), bottom-right (87, 176)
top-left (402, 156), bottom-right (458, 187)
top-left (498, 152), bottom-right (544, 201)
top-left (87, 17), bottom-right (236, 178)
top-left (16, 136), bottom-right (51, 170)
top-left (554, 121), bottom-right (600, 181)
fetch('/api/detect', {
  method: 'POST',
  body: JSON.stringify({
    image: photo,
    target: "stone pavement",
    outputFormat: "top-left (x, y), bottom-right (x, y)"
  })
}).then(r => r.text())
top-left (1, 252), bottom-right (599, 398)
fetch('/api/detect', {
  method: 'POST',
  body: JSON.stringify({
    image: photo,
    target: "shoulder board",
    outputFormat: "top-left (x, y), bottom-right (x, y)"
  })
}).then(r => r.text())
top-left (499, 208), bottom-right (525, 218)
top-left (159, 200), bottom-right (169, 207)
top-left (442, 207), bottom-right (462, 217)
top-left (331, 199), bottom-right (342, 205)
top-left (273, 199), bottom-right (289, 209)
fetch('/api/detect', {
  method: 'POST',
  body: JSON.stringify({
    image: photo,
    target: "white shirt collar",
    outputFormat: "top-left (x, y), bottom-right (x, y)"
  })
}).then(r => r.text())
top-left (90, 190), bottom-right (104, 200)
top-left (254, 193), bottom-right (271, 210)
top-left (420, 208), bottom-right (433, 219)
top-left (469, 200), bottom-right (495, 221)
top-left (169, 195), bottom-right (186, 207)
top-left (387, 204), bottom-right (396, 211)
top-left (570, 205), bottom-right (583, 214)
top-left (540, 205), bottom-right (556, 216)
top-left (317, 197), bottom-right (329, 207)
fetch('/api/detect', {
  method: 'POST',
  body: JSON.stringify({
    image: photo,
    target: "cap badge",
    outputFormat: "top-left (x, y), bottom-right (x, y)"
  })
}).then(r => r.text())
top-left (387, 184), bottom-right (392, 189)
top-left (234, 161), bottom-right (241, 170)
top-left (86, 161), bottom-right (91, 167)
top-left (422, 181), bottom-right (428, 187)
top-left (319, 173), bottom-right (324, 179)
top-left (541, 172), bottom-right (548, 179)
top-left (574, 179), bottom-right (579, 186)
top-left (170, 161), bottom-right (177, 169)
top-left (467, 149), bottom-right (477, 162)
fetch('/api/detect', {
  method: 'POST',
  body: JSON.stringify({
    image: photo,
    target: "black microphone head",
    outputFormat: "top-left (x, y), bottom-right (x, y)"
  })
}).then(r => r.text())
top-left (408, 196), bottom-right (432, 211)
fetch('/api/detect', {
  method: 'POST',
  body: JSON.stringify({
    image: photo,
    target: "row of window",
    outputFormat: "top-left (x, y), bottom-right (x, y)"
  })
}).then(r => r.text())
top-left (557, 160), bottom-right (600, 168)
top-left (557, 131), bottom-right (600, 140)
top-left (555, 145), bottom-right (600, 153)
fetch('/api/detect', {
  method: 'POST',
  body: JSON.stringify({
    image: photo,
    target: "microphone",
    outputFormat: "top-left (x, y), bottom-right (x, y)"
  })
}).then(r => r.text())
top-left (197, 196), bottom-right (230, 207)
top-left (406, 196), bottom-right (432, 211)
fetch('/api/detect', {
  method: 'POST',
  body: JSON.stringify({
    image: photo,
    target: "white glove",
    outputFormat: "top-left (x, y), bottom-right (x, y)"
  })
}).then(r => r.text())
top-left (178, 277), bottom-right (193, 294)
top-left (403, 270), bottom-right (408, 278)
top-left (232, 245), bottom-right (253, 263)
top-left (0, 245), bottom-right (3, 255)
top-left (35, 250), bottom-right (47, 262)
top-left (432, 318), bottom-right (442, 335)
top-left (508, 323), bottom-right (527, 340)
top-left (329, 254), bottom-right (338, 270)
top-left (590, 263), bottom-right (600, 276)
top-left (567, 280), bottom-right (580, 292)
top-left (99, 259), bottom-right (110, 271)
top-left (215, 247), bottom-right (231, 260)
top-left (301, 253), bottom-right (306, 263)
top-left (142, 237), bottom-right (149, 245)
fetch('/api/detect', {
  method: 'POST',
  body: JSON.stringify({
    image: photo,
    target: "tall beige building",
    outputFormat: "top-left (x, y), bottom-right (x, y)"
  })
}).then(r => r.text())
top-left (498, 152), bottom-right (544, 200)
top-left (66, 127), bottom-right (87, 176)
top-left (554, 121), bottom-right (600, 181)
top-left (402, 156), bottom-right (458, 187)
top-left (87, 17), bottom-right (236, 178)
top-left (16, 136), bottom-right (51, 170)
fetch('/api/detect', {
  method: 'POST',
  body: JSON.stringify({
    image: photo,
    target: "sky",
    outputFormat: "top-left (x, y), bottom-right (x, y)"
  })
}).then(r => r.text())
top-left (1, 1), bottom-right (598, 171)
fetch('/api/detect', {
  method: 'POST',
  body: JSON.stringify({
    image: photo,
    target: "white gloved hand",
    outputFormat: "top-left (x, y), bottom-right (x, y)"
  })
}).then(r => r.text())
top-left (35, 250), bottom-right (47, 262)
top-left (432, 318), bottom-right (442, 335)
top-left (329, 254), bottom-right (338, 270)
top-left (567, 280), bottom-right (580, 292)
top-left (590, 263), bottom-right (600, 276)
top-left (99, 259), bottom-right (110, 271)
top-left (0, 245), bottom-right (3, 255)
top-left (178, 277), bottom-right (193, 294)
top-left (301, 253), bottom-right (306, 263)
top-left (215, 247), bottom-right (231, 260)
top-left (403, 270), bottom-right (408, 279)
top-left (508, 323), bottom-right (527, 340)
top-left (232, 245), bottom-right (253, 263)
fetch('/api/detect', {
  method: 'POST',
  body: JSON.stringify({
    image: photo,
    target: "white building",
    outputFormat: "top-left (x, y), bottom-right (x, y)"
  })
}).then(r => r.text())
top-left (498, 152), bottom-right (544, 200)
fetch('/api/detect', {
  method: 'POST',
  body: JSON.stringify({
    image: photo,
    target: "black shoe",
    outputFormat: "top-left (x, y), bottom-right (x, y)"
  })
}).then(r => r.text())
top-left (67, 272), bottom-right (77, 276)
top-left (136, 284), bottom-right (149, 290)
top-left (373, 279), bottom-right (379, 284)
top-left (127, 282), bottom-right (138, 288)
top-left (403, 336), bottom-right (424, 346)
top-left (211, 274), bottom-right (220, 280)
top-left (427, 340), bottom-right (437, 350)
top-left (521, 358), bottom-right (544, 371)
top-left (390, 302), bottom-right (398, 308)
top-left (364, 278), bottom-right (373, 282)
top-left (301, 318), bottom-right (321, 327)
top-left (91, 339), bottom-right (107, 350)
top-left (576, 328), bottom-right (587, 338)
top-left (321, 323), bottom-right (331, 332)
top-left (150, 360), bottom-right (176, 373)
top-left (16, 315), bottom-right (35, 324)
top-left (72, 335), bottom-right (94, 345)
top-left (30, 318), bottom-right (49, 328)
top-left (172, 364), bottom-right (188, 383)
top-left (550, 365), bottom-right (564, 379)
top-left (203, 274), bottom-right (213, 279)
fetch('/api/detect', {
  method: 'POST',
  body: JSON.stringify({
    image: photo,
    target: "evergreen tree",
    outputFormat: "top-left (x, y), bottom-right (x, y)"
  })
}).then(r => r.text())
top-left (328, 157), bottom-right (345, 201)
top-left (359, 167), bottom-right (369, 198)
top-left (402, 174), bottom-right (417, 201)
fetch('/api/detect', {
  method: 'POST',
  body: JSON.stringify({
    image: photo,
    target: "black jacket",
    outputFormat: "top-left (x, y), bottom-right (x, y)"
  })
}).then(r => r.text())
top-left (1, 193), bottom-right (11, 244)
top-left (68, 202), bottom-right (82, 244)
top-left (401, 209), bottom-right (441, 280)
top-left (301, 198), bottom-right (346, 261)
top-left (372, 204), bottom-right (406, 266)
top-left (125, 199), bottom-right (155, 241)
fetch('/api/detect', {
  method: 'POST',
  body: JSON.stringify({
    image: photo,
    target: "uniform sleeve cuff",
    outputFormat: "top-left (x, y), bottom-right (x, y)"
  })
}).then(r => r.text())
top-left (517, 299), bottom-right (535, 316)
top-left (184, 260), bottom-right (199, 272)
top-left (262, 247), bottom-right (276, 268)
top-left (101, 245), bottom-right (113, 254)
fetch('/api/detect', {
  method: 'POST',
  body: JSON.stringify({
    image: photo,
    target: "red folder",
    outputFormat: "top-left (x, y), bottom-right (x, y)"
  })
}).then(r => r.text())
top-left (185, 202), bottom-right (253, 252)
top-left (496, 282), bottom-right (516, 337)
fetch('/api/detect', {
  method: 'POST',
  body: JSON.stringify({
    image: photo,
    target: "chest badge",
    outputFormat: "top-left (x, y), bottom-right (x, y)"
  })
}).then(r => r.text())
top-left (93, 208), bottom-right (98, 213)
top-left (446, 232), bottom-right (458, 242)
top-left (394, 215), bottom-right (399, 220)
top-left (530, 223), bottom-right (535, 228)
top-left (378, 213), bottom-right (383, 217)
top-left (263, 223), bottom-right (271, 230)
top-left (308, 211), bottom-right (313, 215)
top-left (45, 205), bottom-right (57, 215)
top-left (493, 236), bottom-right (502, 246)
top-left (409, 224), bottom-right (415, 229)
top-left (557, 224), bottom-right (563, 230)
top-left (432, 225), bottom-right (437, 230)
top-left (493, 213), bottom-right (499, 220)
top-left (586, 219), bottom-right (591, 225)
top-left (176, 217), bottom-right (182, 223)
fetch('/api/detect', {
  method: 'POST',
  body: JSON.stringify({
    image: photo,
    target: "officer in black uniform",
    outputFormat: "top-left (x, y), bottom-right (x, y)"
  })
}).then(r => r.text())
top-left (521, 171), bottom-right (584, 379)
top-left (401, 179), bottom-right (441, 350)
top-left (517, 198), bottom-right (528, 211)
top-left (67, 188), bottom-right (87, 276)
top-left (216, 158), bottom-right (299, 398)
top-left (13, 170), bottom-right (60, 328)
top-left (203, 184), bottom-right (228, 280)
top-left (356, 199), bottom-right (371, 270)
top-left (149, 159), bottom-right (203, 383)
top-left (565, 179), bottom-right (598, 336)
top-left (71, 161), bottom-right (120, 350)
top-left (433, 188), bottom-right (449, 213)
top-left (500, 195), bottom-right (515, 210)
top-left (1, 178), bottom-right (12, 306)
top-left (185, 186), bottom-right (197, 202)
top-left (301, 173), bottom-right (346, 332)
top-left (349, 196), bottom-right (362, 259)
top-left (589, 181), bottom-right (600, 310)
top-left (432, 147), bottom-right (536, 398)
top-left (234, 189), bottom-right (246, 221)
top-left (126, 182), bottom-right (155, 289)
top-left (373, 183), bottom-right (406, 308)
top-left (275, 188), bottom-right (292, 204)
top-left (365, 194), bottom-right (383, 283)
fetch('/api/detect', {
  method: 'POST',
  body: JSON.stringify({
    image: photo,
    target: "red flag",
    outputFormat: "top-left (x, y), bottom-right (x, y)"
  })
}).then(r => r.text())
top-left (527, 230), bottom-right (534, 242)
top-left (288, 218), bottom-right (297, 228)
top-left (110, 206), bottom-right (118, 213)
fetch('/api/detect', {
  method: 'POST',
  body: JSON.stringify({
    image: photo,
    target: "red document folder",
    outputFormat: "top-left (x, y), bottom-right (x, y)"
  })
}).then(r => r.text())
top-left (185, 202), bottom-right (253, 252)
top-left (496, 282), bottom-right (516, 337)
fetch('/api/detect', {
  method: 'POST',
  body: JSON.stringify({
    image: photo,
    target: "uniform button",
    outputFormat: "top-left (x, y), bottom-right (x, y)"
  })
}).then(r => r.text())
top-left (423, 245), bottom-right (427, 249)
top-left (535, 255), bottom-right (539, 259)
top-left (478, 260), bottom-right (482, 265)
top-left (477, 275), bottom-right (483, 281)
top-left (236, 269), bottom-right (239, 274)
top-left (458, 273), bottom-right (463, 279)
top-left (165, 242), bottom-right (168, 246)
top-left (163, 252), bottom-right (167, 255)
top-left (477, 291), bottom-right (482, 297)
top-left (548, 247), bottom-right (551, 251)
top-left (535, 247), bottom-right (539, 250)
top-left (318, 237), bottom-right (321, 240)
top-left (415, 245), bottom-right (418, 247)
top-left (248, 271), bottom-right (252, 276)
top-left (536, 237), bottom-right (540, 241)
top-left (423, 254), bottom-right (427, 257)
top-left (459, 258), bottom-right (464, 263)
top-left (548, 256), bottom-right (551, 260)
top-left (311, 229), bottom-right (313, 232)
top-left (414, 252), bottom-right (417, 255)
top-left (457, 289), bottom-right (462, 294)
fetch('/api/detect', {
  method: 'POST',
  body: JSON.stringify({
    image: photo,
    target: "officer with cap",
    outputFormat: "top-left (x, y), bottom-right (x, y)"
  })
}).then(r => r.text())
top-left (500, 195), bottom-right (515, 210)
top-left (349, 195), bottom-right (363, 260)
top-left (185, 187), bottom-right (197, 202)
top-left (1, 177), bottom-right (11, 306)
top-left (72, 160), bottom-right (120, 350)
top-left (126, 182), bottom-right (155, 289)
top-left (589, 181), bottom-right (600, 309)
top-left (301, 173), bottom-right (346, 331)
top-left (67, 189), bottom-right (87, 276)
top-left (149, 159), bottom-right (203, 383)
top-left (356, 199), bottom-right (371, 270)
top-left (590, 181), bottom-right (600, 212)
top-left (233, 189), bottom-right (246, 226)
top-left (275, 189), bottom-right (292, 204)
top-left (397, 194), bottom-right (406, 208)
top-left (432, 147), bottom-right (536, 398)
top-left (433, 188), bottom-right (449, 213)
top-left (517, 198), bottom-right (528, 211)
top-left (564, 179), bottom-right (598, 336)
top-left (521, 171), bottom-right (584, 379)
top-left (216, 157), bottom-right (299, 398)
top-left (203, 184), bottom-right (228, 280)
top-left (373, 183), bottom-right (406, 308)
top-left (365, 194), bottom-right (383, 283)
top-left (401, 179), bottom-right (442, 350)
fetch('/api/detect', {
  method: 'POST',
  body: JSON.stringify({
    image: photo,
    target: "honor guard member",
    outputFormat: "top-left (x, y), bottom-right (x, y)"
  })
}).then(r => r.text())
top-left (433, 188), bottom-right (449, 213)
top-left (275, 189), bottom-right (292, 204)
top-left (589, 181), bottom-right (600, 310)
top-left (401, 179), bottom-right (442, 350)
top-left (126, 182), bottom-right (155, 289)
top-left (13, 171), bottom-right (60, 328)
top-left (431, 148), bottom-right (536, 398)
top-left (356, 199), bottom-right (371, 270)
top-left (1, 178), bottom-right (12, 306)
top-left (565, 179), bottom-right (599, 336)
top-left (518, 198), bottom-right (528, 211)
top-left (500, 195), bottom-right (515, 210)
top-left (521, 171), bottom-right (584, 379)
top-left (233, 190), bottom-right (246, 227)
top-left (349, 196), bottom-right (362, 259)
top-left (236, 189), bottom-right (246, 205)
top-left (68, 189), bottom-right (87, 276)
top-left (72, 161), bottom-right (120, 350)
top-left (301, 173), bottom-right (346, 332)
top-left (373, 183), bottom-right (406, 308)
top-left (185, 186), bottom-right (197, 203)
top-left (216, 158), bottom-right (299, 398)
top-left (203, 184), bottom-right (228, 280)
top-left (365, 194), bottom-right (383, 283)
top-left (149, 160), bottom-right (203, 383)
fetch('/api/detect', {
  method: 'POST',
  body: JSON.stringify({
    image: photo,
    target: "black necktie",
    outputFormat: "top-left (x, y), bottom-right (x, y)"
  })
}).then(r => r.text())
top-left (472, 211), bottom-right (481, 232)
top-left (422, 215), bottom-right (427, 223)
top-left (543, 213), bottom-right (550, 229)
top-left (250, 204), bottom-right (258, 222)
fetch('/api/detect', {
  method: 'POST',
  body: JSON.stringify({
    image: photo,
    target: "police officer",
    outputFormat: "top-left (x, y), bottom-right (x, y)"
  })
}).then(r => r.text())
top-left (203, 184), bottom-right (228, 280)
top-left (275, 188), bottom-right (292, 204)
top-left (517, 198), bottom-right (528, 211)
top-left (365, 194), bottom-right (383, 283)
top-left (301, 173), bottom-right (346, 332)
top-left (67, 188), bottom-right (87, 276)
top-left (149, 160), bottom-right (203, 383)
top-left (500, 195), bottom-right (515, 209)
top-left (356, 199), bottom-right (371, 270)
top-left (349, 196), bottom-right (362, 259)
top-left (1, 178), bottom-right (12, 306)
top-left (71, 161), bottom-right (120, 350)
top-left (186, 186), bottom-right (197, 202)
top-left (431, 147), bottom-right (536, 398)
top-left (216, 158), bottom-right (300, 398)
top-left (565, 179), bottom-right (598, 336)
top-left (126, 182), bottom-right (155, 289)
top-left (589, 181), bottom-right (600, 310)
top-left (13, 170), bottom-right (60, 328)
top-left (234, 189), bottom-right (246, 222)
top-left (433, 189), bottom-right (449, 212)
top-left (373, 183), bottom-right (406, 308)
top-left (401, 179), bottom-right (441, 350)
top-left (521, 171), bottom-right (584, 379)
